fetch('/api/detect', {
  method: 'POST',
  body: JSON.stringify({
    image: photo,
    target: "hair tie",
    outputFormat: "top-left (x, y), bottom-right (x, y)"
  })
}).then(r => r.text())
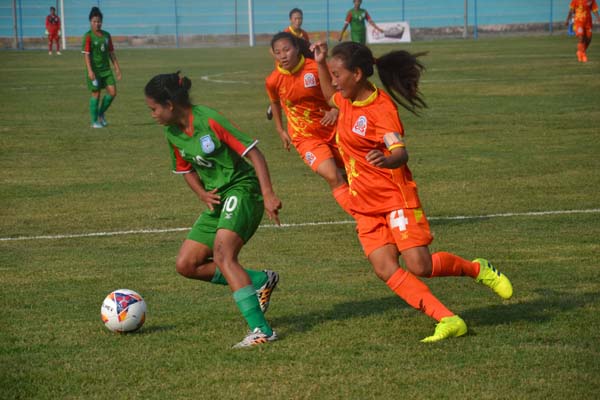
top-left (373, 57), bottom-right (378, 65)
top-left (178, 77), bottom-right (183, 87)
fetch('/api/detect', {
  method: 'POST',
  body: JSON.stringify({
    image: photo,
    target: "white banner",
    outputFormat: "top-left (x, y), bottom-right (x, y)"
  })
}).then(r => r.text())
top-left (367, 22), bottom-right (411, 44)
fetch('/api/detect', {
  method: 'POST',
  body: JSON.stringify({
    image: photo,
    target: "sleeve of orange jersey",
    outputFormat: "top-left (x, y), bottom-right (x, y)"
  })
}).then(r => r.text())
top-left (265, 75), bottom-right (279, 104)
top-left (373, 103), bottom-right (404, 146)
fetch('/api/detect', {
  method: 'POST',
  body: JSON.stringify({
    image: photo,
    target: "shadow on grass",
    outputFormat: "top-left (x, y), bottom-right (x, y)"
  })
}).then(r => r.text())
top-left (271, 288), bottom-right (600, 334)
top-left (270, 296), bottom-right (405, 333)
top-left (462, 288), bottom-right (600, 326)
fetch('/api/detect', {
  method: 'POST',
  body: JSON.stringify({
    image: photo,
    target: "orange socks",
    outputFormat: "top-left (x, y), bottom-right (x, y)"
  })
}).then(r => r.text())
top-left (332, 183), bottom-right (353, 216)
top-left (430, 251), bottom-right (480, 278)
top-left (386, 268), bottom-right (453, 321)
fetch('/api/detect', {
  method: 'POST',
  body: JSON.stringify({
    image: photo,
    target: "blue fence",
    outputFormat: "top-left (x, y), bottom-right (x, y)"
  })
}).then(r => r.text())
top-left (1, 0), bottom-right (566, 49)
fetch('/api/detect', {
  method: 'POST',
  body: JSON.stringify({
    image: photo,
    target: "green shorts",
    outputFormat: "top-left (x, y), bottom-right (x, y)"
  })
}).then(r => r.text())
top-left (86, 69), bottom-right (116, 92)
top-left (187, 186), bottom-right (264, 249)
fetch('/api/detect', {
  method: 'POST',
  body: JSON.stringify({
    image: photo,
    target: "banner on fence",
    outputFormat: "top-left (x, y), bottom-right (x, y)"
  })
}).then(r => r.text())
top-left (368, 22), bottom-right (411, 44)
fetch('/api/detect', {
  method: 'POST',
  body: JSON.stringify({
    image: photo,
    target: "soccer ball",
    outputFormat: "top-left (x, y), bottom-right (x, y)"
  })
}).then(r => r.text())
top-left (101, 289), bottom-right (147, 333)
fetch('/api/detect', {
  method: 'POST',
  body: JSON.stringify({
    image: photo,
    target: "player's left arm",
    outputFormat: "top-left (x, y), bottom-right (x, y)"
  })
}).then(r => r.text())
top-left (245, 147), bottom-right (282, 225)
top-left (366, 132), bottom-right (407, 169)
top-left (366, 12), bottom-right (384, 32)
top-left (107, 35), bottom-right (122, 80)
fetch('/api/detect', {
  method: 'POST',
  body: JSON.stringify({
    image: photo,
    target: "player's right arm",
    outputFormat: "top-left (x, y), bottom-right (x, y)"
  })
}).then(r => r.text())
top-left (182, 171), bottom-right (221, 211)
top-left (82, 33), bottom-right (95, 81)
top-left (338, 12), bottom-right (351, 41)
top-left (265, 78), bottom-right (291, 151)
top-left (270, 101), bottom-right (291, 151)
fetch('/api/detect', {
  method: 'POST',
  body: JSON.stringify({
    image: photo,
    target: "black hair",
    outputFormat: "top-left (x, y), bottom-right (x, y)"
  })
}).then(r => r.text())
top-left (331, 42), bottom-right (427, 114)
top-left (144, 71), bottom-right (192, 108)
top-left (270, 31), bottom-right (314, 60)
top-left (89, 6), bottom-right (103, 21)
top-left (289, 8), bottom-right (303, 19)
top-left (50, 6), bottom-right (56, 12)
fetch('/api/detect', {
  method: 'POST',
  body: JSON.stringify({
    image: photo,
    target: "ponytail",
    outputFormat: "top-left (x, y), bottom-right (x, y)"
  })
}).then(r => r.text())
top-left (331, 42), bottom-right (427, 114)
top-left (144, 71), bottom-right (192, 108)
top-left (375, 51), bottom-right (427, 114)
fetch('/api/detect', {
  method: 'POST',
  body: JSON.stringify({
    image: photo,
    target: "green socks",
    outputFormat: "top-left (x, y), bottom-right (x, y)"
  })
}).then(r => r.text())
top-left (98, 94), bottom-right (114, 115)
top-left (233, 285), bottom-right (272, 336)
top-left (211, 267), bottom-right (267, 290)
top-left (89, 97), bottom-right (99, 123)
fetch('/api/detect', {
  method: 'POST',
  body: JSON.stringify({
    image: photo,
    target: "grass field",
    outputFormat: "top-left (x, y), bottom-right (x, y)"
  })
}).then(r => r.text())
top-left (1, 36), bottom-right (599, 399)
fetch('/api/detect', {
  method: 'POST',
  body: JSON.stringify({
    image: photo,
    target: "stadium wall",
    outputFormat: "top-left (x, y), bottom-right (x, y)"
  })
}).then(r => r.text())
top-left (1, 0), bottom-right (568, 49)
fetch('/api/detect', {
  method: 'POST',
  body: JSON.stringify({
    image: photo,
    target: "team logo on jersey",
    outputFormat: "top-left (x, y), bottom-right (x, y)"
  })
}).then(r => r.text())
top-left (304, 151), bottom-right (317, 166)
top-left (303, 73), bottom-right (317, 88)
top-left (352, 116), bottom-right (367, 136)
top-left (200, 135), bottom-right (215, 154)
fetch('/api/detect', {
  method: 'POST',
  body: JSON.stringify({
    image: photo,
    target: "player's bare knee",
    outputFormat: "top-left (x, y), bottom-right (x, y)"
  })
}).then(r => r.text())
top-left (406, 261), bottom-right (432, 277)
top-left (175, 256), bottom-right (195, 278)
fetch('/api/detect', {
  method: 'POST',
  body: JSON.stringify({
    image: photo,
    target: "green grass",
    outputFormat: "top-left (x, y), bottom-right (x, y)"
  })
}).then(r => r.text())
top-left (1, 36), bottom-right (599, 399)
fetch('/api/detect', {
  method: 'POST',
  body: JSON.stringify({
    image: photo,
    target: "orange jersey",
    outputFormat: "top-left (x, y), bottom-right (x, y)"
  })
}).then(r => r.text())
top-left (332, 85), bottom-right (421, 215)
top-left (284, 26), bottom-right (310, 43)
top-left (265, 56), bottom-right (335, 143)
top-left (570, 0), bottom-right (598, 26)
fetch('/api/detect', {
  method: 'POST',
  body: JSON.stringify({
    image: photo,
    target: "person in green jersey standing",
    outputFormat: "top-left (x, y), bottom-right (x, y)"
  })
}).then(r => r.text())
top-left (338, 0), bottom-right (384, 44)
top-left (144, 72), bottom-right (282, 348)
top-left (81, 7), bottom-right (121, 128)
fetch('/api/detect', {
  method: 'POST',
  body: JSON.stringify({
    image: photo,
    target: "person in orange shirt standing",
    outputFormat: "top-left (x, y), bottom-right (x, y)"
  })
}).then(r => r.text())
top-left (312, 40), bottom-right (513, 342)
top-left (566, 0), bottom-right (600, 62)
top-left (284, 8), bottom-right (310, 44)
top-left (266, 32), bottom-right (352, 215)
top-left (45, 6), bottom-right (61, 55)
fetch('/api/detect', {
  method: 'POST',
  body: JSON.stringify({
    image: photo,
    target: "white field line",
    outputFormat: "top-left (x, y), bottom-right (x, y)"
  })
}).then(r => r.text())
top-left (1, 208), bottom-right (599, 242)
top-left (200, 71), bottom-right (249, 84)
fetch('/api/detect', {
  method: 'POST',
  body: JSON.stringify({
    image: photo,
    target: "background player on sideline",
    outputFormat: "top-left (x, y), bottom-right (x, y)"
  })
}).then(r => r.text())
top-left (45, 6), bottom-right (61, 55)
top-left (82, 7), bottom-right (121, 128)
top-left (566, 0), bottom-right (600, 62)
top-left (338, 0), bottom-right (384, 44)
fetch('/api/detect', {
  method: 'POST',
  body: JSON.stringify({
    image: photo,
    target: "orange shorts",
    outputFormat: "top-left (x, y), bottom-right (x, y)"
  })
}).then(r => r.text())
top-left (575, 23), bottom-right (593, 37)
top-left (355, 208), bottom-right (433, 257)
top-left (293, 136), bottom-right (343, 172)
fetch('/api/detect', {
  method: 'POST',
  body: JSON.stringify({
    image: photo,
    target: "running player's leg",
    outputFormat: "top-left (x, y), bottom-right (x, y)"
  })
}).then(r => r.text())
top-left (182, 210), bottom-right (270, 290)
top-left (214, 229), bottom-right (276, 346)
top-left (391, 209), bottom-right (512, 299)
top-left (298, 139), bottom-right (353, 215)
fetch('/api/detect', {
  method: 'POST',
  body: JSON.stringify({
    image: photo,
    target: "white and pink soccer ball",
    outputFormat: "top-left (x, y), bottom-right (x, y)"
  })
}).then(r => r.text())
top-left (101, 289), bottom-right (147, 333)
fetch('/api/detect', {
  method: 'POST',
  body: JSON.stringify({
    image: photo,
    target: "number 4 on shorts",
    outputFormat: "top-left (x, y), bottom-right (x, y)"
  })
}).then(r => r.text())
top-left (389, 209), bottom-right (408, 231)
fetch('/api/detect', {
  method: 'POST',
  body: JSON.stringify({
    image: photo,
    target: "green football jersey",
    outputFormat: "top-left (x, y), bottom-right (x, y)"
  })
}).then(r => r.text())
top-left (81, 30), bottom-right (113, 72)
top-left (166, 105), bottom-right (259, 195)
top-left (346, 8), bottom-right (370, 44)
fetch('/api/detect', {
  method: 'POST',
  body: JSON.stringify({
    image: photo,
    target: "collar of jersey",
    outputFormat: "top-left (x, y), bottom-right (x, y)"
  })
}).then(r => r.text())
top-left (184, 108), bottom-right (194, 136)
top-left (352, 82), bottom-right (378, 107)
top-left (288, 26), bottom-right (302, 38)
top-left (277, 55), bottom-right (305, 75)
